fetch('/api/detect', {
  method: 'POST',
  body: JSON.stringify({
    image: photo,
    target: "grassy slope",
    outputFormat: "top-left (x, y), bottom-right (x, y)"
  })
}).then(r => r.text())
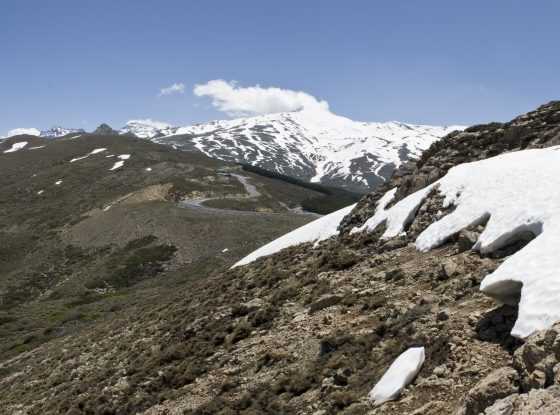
top-left (0, 133), bottom-right (327, 359)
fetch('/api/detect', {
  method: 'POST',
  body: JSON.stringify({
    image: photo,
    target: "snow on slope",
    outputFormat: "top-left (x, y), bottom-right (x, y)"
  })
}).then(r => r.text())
top-left (70, 148), bottom-right (107, 163)
top-left (40, 127), bottom-right (85, 138)
top-left (120, 119), bottom-right (174, 138)
top-left (353, 146), bottom-right (560, 338)
top-left (3, 141), bottom-right (29, 153)
top-left (133, 109), bottom-right (463, 192)
top-left (3, 127), bottom-right (83, 139)
top-left (368, 347), bottom-right (425, 405)
top-left (232, 203), bottom-right (356, 268)
top-left (5, 128), bottom-right (40, 138)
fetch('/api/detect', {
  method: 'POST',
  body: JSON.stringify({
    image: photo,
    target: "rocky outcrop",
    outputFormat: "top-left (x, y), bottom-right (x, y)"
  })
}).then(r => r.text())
top-left (458, 322), bottom-right (560, 414)
top-left (484, 386), bottom-right (560, 414)
top-left (93, 123), bottom-right (120, 136)
top-left (340, 101), bottom-right (560, 234)
top-left (457, 367), bottom-right (519, 415)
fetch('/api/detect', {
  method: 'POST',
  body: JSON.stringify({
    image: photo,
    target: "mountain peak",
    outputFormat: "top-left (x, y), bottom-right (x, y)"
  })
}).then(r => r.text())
top-left (93, 123), bottom-right (120, 135)
top-left (146, 110), bottom-right (465, 192)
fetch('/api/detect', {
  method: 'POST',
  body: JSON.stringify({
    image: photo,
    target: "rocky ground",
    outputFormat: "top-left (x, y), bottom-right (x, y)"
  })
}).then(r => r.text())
top-left (2, 102), bottom-right (560, 414)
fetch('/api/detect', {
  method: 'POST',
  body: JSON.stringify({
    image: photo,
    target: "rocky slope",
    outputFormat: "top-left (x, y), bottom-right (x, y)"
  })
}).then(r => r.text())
top-left (125, 109), bottom-right (463, 192)
top-left (0, 131), bottom-right (358, 390)
top-left (2, 102), bottom-right (560, 415)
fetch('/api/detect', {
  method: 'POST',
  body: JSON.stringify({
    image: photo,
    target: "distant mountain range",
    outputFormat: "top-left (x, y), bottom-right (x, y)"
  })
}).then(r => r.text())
top-left (2, 126), bottom-right (85, 139)
top-left (131, 110), bottom-right (464, 192)
top-left (4, 110), bottom-right (464, 192)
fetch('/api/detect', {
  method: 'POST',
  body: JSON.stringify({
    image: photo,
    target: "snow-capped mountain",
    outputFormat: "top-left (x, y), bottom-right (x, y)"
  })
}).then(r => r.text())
top-left (40, 126), bottom-right (85, 138)
top-left (123, 109), bottom-right (464, 192)
top-left (119, 119), bottom-right (175, 138)
top-left (3, 128), bottom-right (41, 138)
top-left (3, 126), bottom-right (84, 139)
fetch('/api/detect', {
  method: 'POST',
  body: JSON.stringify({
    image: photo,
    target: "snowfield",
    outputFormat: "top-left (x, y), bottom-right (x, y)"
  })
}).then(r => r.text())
top-left (232, 203), bottom-right (356, 268)
top-left (354, 146), bottom-right (560, 338)
top-left (3, 141), bottom-right (28, 153)
top-left (368, 347), bottom-right (425, 405)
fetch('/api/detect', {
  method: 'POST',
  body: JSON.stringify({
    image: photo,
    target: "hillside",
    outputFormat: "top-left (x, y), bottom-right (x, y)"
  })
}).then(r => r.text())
top-left (123, 109), bottom-right (463, 192)
top-left (0, 131), bottom-right (359, 369)
top-left (2, 102), bottom-right (560, 415)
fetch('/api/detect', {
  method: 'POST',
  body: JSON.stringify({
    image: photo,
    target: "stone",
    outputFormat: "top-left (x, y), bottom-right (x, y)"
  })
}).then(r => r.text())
top-left (440, 259), bottom-right (459, 279)
top-left (458, 367), bottom-right (519, 415)
top-left (309, 295), bottom-right (342, 313)
top-left (384, 268), bottom-right (405, 282)
top-left (484, 386), bottom-right (560, 414)
top-left (437, 310), bottom-right (450, 321)
top-left (457, 229), bottom-right (479, 252)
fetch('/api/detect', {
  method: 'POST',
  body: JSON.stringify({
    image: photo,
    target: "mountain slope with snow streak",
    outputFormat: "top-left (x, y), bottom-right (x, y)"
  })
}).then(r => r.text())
top-left (119, 119), bottom-right (174, 139)
top-left (353, 145), bottom-right (560, 338)
top-left (233, 202), bottom-right (356, 268)
top-left (130, 109), bottom-right (463, 192)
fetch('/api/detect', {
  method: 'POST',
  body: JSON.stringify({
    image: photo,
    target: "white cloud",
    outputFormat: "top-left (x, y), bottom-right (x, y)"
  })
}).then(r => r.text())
top-left (159, 82), bottom-right (185, 97)
top-left (193, 79), bottom-right (329, 117)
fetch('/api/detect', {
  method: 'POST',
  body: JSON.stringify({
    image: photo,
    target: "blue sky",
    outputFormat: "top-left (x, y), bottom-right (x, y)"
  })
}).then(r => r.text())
top-left (1, 1), bottom-right (559, 133)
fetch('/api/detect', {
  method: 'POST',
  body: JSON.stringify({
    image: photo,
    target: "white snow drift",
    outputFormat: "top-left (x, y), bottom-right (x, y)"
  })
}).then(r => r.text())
top-left (70, 148), bottom-right (107, 163)
top-left (109, 154), bottom-right (131, 171)
top-left (354, 146), bottom-right (560, 338)
top-left (3, 141), bottom-right (28, 153)
top-left (368, 347), bottom-right (425, 405)
top-left (109, 161), bottom-right (125, 171)
top-left (232, 203), bottom-right (356, 268)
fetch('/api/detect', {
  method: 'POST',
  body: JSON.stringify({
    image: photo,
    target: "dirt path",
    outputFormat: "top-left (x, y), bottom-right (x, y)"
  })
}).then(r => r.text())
top-left (179, 174), bottom-right (268, 215)
top-left (180, 173), bottom-right (320, 218)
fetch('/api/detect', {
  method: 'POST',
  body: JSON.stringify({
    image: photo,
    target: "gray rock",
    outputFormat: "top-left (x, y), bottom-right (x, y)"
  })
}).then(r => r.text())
top-left (458, 367), bottom-right (519, 415)
top-left (309, 295), bottom-right (342, 313)
top-left (457, 229), bottom-right (479, 252)
top-left (484, 386), bottom-right (560, 414)
top-left (440, 259), bottom-right (460, 279)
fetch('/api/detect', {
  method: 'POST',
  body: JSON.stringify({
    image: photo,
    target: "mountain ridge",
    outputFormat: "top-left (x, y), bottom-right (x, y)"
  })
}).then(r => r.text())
top-left (134, 109), bottom-right (465, 192)
top-left (3, 111), bottom-right (464, 192)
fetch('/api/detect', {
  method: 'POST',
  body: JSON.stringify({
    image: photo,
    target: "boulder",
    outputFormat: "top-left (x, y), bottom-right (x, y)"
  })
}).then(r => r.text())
top-left (457, 367), bottom-right (519, 415)
top-left (484, 386), bottom-right (560, 414)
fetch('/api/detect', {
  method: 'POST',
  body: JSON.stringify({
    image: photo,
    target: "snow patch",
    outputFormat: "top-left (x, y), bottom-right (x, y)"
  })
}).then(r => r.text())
top-left (70, 148), bottom-right (107, 162)
top-left (233, 203), bottom-right (356, 268)
top-left (37, 190), bottom-right (44, 195)
top-left (145, 167), bottom-right (152, 172)
top-left (368, 347), bottom-right (425, 405)
top-left (29, 145), bottom-right (46, 150)
top-left (109, 161), bottom-right (125, 171)
top-left (357, 146), bottom-right (560, 338)
top-left (118, 154), bottom-right (131, 160)
top-left (55, 180), bottom-right (63, 185)
top-left (3, 141), bottom-right (28, 153)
